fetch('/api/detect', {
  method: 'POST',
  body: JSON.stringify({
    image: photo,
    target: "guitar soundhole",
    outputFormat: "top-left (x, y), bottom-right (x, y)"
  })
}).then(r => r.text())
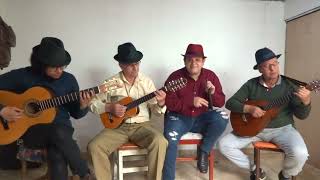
top-left (25, 102), bottom-right (40, 115)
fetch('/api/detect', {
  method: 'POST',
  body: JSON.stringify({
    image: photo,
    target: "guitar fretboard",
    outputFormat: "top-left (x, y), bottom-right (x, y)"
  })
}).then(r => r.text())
top-left (37, 87), bottom-right (100, 111)
top-left (126, 87), bottom-right (166, 110)
top-left (263, 82), bottom-right (314, 110)
top-left (263, 92), bottom-right (293, 110)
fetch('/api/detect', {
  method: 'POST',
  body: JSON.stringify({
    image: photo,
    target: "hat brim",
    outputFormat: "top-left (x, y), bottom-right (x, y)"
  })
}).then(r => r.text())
top-left (114, 51), bottom-right (143, 64)
top-left (253, 54), bottom-right (281, 70)
top-left (181, 54), bottom-right (207, 59)
top-left (32, 45), bottom-right (71, 67)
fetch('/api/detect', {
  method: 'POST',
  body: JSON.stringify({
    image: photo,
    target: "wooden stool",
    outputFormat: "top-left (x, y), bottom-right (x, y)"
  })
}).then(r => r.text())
top-left (178, 132), bottom-right (214, 180)
top-left (113, 133), bottom-right (215, 180)
top-left (253, 141), bottom-right (296, 180)
top-left (113, 143), bottom-right (148, 180)
top-left (18, 148), bottom-right (78, 180)
top-left (17, 147), bottom-right (47, 180)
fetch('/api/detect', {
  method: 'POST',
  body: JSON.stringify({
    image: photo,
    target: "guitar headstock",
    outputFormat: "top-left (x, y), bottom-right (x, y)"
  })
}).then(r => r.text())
top-left (307, 80), bottom-right (320, 92)
top-left (99, 79), bottom-right (122, 93)
top-left (165, 77), bottom-right (187, 92)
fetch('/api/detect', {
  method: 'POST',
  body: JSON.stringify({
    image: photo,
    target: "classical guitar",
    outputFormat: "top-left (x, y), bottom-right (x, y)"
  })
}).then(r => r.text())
top-left (230, 79), bottom-right (320, 137)
top-left (0, 79), bottom-right (121, 145)
top-left (100, 77), bottom-right (187, 129)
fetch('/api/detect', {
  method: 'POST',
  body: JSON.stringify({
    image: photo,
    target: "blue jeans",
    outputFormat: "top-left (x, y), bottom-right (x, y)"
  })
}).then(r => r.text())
top-left (162, 110), bottom-right (228, 180)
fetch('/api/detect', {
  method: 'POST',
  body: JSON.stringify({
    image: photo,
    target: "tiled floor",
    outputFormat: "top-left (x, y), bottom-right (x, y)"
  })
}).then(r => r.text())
top-left (1, 150), bottom-right (320, 180)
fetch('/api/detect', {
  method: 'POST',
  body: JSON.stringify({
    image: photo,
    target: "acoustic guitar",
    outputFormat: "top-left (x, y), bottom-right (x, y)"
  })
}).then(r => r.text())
top-left (100, 77), bottom-right (187, 129)
top-left (0, 79), bottom-right (121, 145)
top-left (230, 80), bottom-right (320, 137)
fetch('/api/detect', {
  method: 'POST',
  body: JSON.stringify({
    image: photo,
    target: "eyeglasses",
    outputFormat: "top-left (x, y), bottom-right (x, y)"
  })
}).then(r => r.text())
top-left (185, 57), bottom-right (204, 63)
top-left (48, 65), bottom-right (68, 71)
top-left (122, 61), bottom-right (141, 68)
top-left (260, 62), bottom-right (279, 69)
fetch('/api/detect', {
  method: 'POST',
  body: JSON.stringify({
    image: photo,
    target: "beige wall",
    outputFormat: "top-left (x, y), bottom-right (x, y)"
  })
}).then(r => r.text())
top-left (285, 10), bottom-right (320, 168)
top-left (284, 0), bottom-right (320, 20)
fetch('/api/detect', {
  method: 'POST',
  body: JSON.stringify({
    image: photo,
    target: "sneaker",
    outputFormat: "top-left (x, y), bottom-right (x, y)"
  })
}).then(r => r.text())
top-left (278, 171), bottom-right (290, 180)
top-left (250, 168), bottom-right (267, 180)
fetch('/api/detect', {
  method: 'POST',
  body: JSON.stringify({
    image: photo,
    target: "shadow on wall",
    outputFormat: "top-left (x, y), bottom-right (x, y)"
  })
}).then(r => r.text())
top-left (87, 65), bottom-right (118, 85)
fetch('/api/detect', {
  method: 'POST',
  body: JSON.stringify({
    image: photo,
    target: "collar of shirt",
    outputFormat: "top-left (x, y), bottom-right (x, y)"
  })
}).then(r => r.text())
top-left (119, 72), bottom-right (143, 85)
top-left (259, 75), bottom-right (281, 88)
top-left (182, 67), bottom-right (204, 82)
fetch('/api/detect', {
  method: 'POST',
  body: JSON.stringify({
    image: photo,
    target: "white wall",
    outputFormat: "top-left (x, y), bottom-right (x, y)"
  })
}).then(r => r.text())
top-left (285, 0), bottom-right (320, 20)
top-left (0, 0), bottom-right (6, 17)
top-left (1, 0), bottom-right (285, 151)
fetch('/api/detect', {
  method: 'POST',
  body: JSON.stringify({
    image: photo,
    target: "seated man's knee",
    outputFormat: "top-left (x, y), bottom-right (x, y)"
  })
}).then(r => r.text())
top-left (51, 126), bottom-right (73, 143)
top-left (87, 138), bottom-right (111, 156)
top-left (87, 140), bottom-right (96, 154)
top-left (290, 146), bottom-right (309, 163)
top-left (217, 135), bottom-right (233, 154)
top-left (164, 130), bottom-right (181, 145)
top-left (151, 133), bottom-right (168, 148)
top-left (209, 110), bottom-right (229, 126)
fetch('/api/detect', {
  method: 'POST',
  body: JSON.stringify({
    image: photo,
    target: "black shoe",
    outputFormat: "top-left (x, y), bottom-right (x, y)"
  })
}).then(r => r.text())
top-left (197, 148), bottom-right (208, 173)
top-left (250, 168), bottom-right (266, 180)
top-left (278, 171), bottom-right (290, 180)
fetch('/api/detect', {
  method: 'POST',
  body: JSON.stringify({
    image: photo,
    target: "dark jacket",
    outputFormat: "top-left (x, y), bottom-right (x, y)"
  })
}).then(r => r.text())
top-left (0, 67), bottom-right (89, 127)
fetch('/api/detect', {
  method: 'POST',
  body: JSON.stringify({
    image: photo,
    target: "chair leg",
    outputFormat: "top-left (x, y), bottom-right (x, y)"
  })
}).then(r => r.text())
top-left (46, 162), bottom-right (50, 179)
top-left (20, 160), bottom-right (27, 180)
top-left (118, 151), bottom-right (124, 180)
top-left (111, 152), bottom-right (115, 180)
top-left (209, 149), bottom-right (214, 180)
top-left (254, 148), bottom-right (260, 180)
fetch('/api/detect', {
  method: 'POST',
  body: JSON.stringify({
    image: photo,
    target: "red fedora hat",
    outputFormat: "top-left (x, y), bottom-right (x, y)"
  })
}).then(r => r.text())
top-left (181, 44), bottom-right (206, 58)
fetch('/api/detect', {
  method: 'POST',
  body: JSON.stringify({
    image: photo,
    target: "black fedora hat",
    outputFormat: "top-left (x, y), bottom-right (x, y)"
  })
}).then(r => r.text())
top-left (32, 37), bottom-right (71, 67)
top-left (114, 42), bottom-right (143, 64)
top-left (253, 47), bottom-right (281, 70)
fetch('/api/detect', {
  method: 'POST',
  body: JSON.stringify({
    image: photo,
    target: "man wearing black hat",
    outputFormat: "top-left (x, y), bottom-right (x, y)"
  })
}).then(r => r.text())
top-left (0, 37), bottom-right (94, 180)
top-left (218, 47), bottom-right (311, 180)
top-left (88, 42), bottom-right (168, 180)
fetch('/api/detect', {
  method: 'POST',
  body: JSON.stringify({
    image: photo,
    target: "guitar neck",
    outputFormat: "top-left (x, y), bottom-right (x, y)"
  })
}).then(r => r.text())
top-left (263, 92), bottom-right (293, 110)
top-left (263, 81), bottom-right (316, 110)
top-left (38, 86), bottom-right (100, 111)
top-left (126, 87), bottom-right (165, 110)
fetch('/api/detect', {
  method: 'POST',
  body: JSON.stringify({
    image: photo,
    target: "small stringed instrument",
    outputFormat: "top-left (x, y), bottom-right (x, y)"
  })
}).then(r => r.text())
top-left (0, 79), bottom-right (121, 145)
top-left (230, 79), bottom-right (320, 137)
top-left (100, 77), bottom-right (187, 129)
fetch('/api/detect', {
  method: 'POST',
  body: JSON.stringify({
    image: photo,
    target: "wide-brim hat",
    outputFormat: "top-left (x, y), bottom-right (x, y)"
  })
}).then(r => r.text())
top-left (114, 42), bottom-right (143, 64)
top-left (253, 47), bottom-right (281, 69)
top-left (181, 44), bottom-right (207, 58)
top-left (32, 37), bottom-right (71, 67)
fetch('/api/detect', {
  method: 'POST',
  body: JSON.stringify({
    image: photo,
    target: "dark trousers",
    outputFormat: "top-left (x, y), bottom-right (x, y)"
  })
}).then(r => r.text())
top-left (162, 110), bottom-right (228, 180)
top-left (22, 124), bottom-right (89, 180)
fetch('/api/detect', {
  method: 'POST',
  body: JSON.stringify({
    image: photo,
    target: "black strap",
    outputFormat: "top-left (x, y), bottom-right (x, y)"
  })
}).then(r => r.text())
top-left (207, 88), bottom-right (213, 111)
top-left (281, 75), bottom-right (307, 86)
top-left (0, 115), bottom-right (9, 130)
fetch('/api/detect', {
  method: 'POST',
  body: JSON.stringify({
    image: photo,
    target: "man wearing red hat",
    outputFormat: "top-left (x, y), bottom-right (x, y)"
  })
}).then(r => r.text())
top-left (162, 44), bottom-right (228, 180)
